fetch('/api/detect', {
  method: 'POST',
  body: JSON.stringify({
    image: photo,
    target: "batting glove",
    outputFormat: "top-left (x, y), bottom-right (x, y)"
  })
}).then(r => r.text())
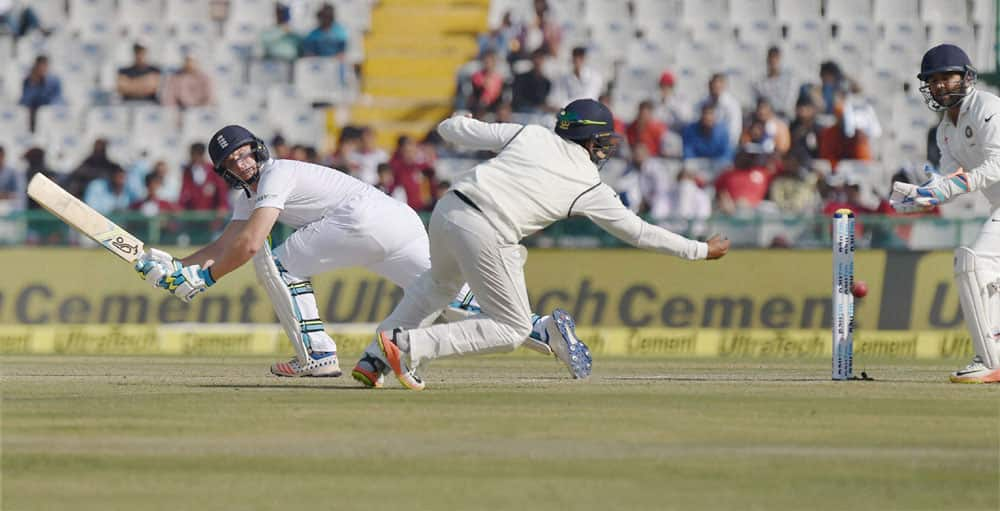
top-left (158, 264), bottom-right (216, 303)
top-left (134, 248), bottom-right (182, 288)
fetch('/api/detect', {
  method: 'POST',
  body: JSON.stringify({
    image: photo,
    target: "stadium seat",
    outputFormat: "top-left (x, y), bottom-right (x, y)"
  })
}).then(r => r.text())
top-left (51, 59), bottom-right (97, 107)
top-left (827, 40), bottom-right (872, 81)
top-left (928, 24), bottom-right (976, 60)
top-left (825, 0), bottom-right (874, 25)
top-left (723, 40), bottom-right (762, 108)
top-left (68, 0), bottom-right (117, 31)
top-left (582, 0), bottom-right (630, 28)
top-left (612, 65), bottom-right (659, 119)
top-left (0, 104), bottom-right (30, 135)
top-left (633, 0), bottom-right (682, 35)
top-left (687, 19), bottom-right (734, 45)
top-left (180, 107), bottom-right (222, 147)
top-left (785, 18), bottom-right (830, 50)
top-left (249, 59), bottom-right (293, 89)
top-left (635, 17), bottom-right (684, 50)
top-left (736, 19), bottom-right (782, 48)
top-left (782, 39), bottom-right (822, 82)
top-left (624, 38), bottom-right (672, 73)
top-left (272, 107), bottom-right (325, 148)
top-left (836, 19), bottom-right (876, 55)
top-left (775, 0), bottom-right (820, 24)
top-left (74, 19), bottom-right (119, 46)
top-left (32, 0), bottom-right (70, 28)
top-left (120, 0), bottom-right (163, 35)
top-left (873, 41), bottom-right (921, 84)
top-left (589, 19), bottom-right (636, 61)
top-left (681, 0), bottom-right (727, 25)
top-left (226, 0), bottom-right (273, 34)
top-left (266, 84), bottom-right (303, 124)
top-left (164, 0), bottom-right (212, 24)
top-left (486, 0), bottom-right (529, 28)
top-left (921, 0), bottom-right (968, 25)
top-left (873, 0), bottom-right (919, 23)
top-left (85, 106), bottom-right (132, 140)
top-left (335, 0), bottom-right (374, 32)
top-left (294, 57), bottom-right (355, 105)
top-left (230, 110), bottom-right (277, 145)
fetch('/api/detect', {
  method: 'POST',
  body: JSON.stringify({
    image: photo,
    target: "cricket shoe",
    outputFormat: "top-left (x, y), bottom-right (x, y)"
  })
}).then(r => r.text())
top-left (949, 356), bottom-right (1000, 383)
top-left (270, 351), bottom-right (342, 377)
top-left (440, 300), bottom-right (482, 322)
top-left (351, 352), bottom-right (387, 388)
top-left (373, 328), bottom-right (425, 391)
top-left (545, 309), bottom-right (592, 379)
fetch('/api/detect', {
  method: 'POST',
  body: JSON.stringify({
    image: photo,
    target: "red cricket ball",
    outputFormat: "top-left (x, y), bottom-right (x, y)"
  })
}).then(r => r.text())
top-left (852, 280), bottom-right (869, 298)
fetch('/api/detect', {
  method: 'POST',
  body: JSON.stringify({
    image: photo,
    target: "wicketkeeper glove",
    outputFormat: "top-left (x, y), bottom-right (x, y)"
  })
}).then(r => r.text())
top-left (158, 264), bottom-right (216, 303)
top-left (134, 248), bottom-right (182, 287)
top-left (890, 166), bottom-right (972, 213)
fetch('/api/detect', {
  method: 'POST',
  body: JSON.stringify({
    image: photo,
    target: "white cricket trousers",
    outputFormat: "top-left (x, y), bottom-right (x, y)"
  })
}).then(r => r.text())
top-left (380, 193), bottom-right (533, 366)
top-left (275, 194), bottom-right (430, 286)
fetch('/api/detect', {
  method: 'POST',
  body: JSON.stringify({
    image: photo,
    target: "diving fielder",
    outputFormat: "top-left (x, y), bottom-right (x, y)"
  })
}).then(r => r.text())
top-left (135, 125), bottom-right (556, 380)
top-left (891, 44), bottom-right (1000, 383)
top-left (359, 99), bottom-right (731, 391)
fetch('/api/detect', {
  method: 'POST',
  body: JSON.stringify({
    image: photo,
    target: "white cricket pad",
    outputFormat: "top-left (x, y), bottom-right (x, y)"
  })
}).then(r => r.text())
top-left (253, 243), bottom-right (334, 364)
top-left (954, 247), bottom-right (1000, 368)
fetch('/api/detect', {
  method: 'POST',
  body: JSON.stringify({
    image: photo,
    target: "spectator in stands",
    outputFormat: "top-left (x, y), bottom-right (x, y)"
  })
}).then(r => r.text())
top-left (818, 91), bottom-right (872, 169)
top-left (178, 142), bottom-right (230, 212)
top-left (598, 93), bottom-right (627, 135)
top-left (19, 55), bottom-right (62, 130)
top-left (841, 80), bottom-right (881, 140)
top-left (698, 73), bottom-right (742, 149)
top-left (740, 99), bottom-right (790, 156)
top-left (714, 151), bottom-right (775, 215)
top-left (654, 71), bottom-right (689, 133)
top-left (768, 154), bottom-right (821, 215)
top-left (0, 3), bottom-right (45, 39)
top-left (519, 2), bottom-right (561, 57)
top-left (626, 100), bottom-right (667, 157)
top-left (682, 104), bottom-right (732, 163)
top-left (260, 3), bottom-right (301, 61)
top-left (511, 48), bottom-right (552, 114)
top-left (800, 61), bottom-right (845, 116)
top-left (271, 134), bottom-right (292, 160)
top-left (478, 11), bottom-right (517, 61)
top-left (83, 165), bottom-right (131, 215)
top-left (0, 145), bottom-right (25, 211)
top-left (389, 135), bottom-right (437, 211)
top-left (301, 3), bottom-right (348, 58)
top-left (548, 46), bottom-right (604, 109)
top-left (654, 167), bottom-right (712, 235)
top-left (466, 49), bottom-right (506, 115)
top-left (130, 162), bottom-right (179, 216)
top-left (376, 162), bottom-right (408, 203)
top-left (65, 139), bottom-right (121, 198)
top-left (351, 126), bottom-right (389, 185)
top-left (117, 43), bottom-right (162, 103)
top-left (752, 46), bottom-right (797, 120)
top-left (330, 126), bottom-right (362, 175)
top-left (161, 54), bottom-right (215, 109)
top-left (789, 96), bottom-right (822, 163)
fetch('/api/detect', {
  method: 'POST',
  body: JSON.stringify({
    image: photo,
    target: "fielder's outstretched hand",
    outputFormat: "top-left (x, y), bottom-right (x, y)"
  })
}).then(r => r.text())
top-left (706, 234), bottom-right (730, 260)
top-left (134, 248), bottom-right (181, 287)
top-left (158, 262), bottom-right (216, 303)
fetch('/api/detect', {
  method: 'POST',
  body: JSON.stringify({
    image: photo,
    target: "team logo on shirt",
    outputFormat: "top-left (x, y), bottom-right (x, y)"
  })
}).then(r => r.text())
top-left (965, 126), bottom-right (973, 138)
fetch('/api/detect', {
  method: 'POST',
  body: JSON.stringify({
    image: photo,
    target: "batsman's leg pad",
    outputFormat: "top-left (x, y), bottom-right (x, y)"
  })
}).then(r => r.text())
top-left (254, 243), bottom-right (335, 364)
top-left (954, 247), bottom-right (1000, 368)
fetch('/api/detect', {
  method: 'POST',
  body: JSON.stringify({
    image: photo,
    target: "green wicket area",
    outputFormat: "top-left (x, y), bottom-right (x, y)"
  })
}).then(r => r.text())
top-left (3, 355), bottom-right (998, 510)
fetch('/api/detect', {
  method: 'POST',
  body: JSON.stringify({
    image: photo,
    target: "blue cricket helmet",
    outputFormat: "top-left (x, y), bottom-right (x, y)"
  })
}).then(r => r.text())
top-left (917, 44), bottom-right (977, 111)
top-left (554, 99), bottom-right (620, 164)
top-left (207, 125), bottom-right (269, 192)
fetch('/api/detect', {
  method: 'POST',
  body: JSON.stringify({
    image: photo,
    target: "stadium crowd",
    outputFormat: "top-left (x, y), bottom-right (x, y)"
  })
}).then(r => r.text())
top-left (0, 0), bottom-right (994, 249)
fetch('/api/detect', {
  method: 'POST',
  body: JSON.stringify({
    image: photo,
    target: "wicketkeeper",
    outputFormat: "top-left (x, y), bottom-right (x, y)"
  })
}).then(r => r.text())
top-left (890, 44), bottom-right (1000, 383)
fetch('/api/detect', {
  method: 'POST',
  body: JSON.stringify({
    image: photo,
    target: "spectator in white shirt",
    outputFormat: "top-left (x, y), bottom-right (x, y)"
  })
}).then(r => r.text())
top-left (698, 73), bottom-right (743, 149)
top-left (752, 46), bottom-right (798, 120)
top-left (548, 46), bottom-right (604, 109)
top-left (349, 126), bottom-right (389, 185)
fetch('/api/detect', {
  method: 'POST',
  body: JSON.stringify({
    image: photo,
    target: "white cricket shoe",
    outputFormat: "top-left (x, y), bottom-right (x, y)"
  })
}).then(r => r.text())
top-left (270, 351), bottom-right (342, 377)
top-left (545, 309), bottom-right (592, 379)
top-left (949, 356), bottom-right (1000, 384)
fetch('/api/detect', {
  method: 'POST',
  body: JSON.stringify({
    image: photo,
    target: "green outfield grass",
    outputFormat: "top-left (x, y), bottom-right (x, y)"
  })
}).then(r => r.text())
top-left (2, 355), bottom-right (998, 511)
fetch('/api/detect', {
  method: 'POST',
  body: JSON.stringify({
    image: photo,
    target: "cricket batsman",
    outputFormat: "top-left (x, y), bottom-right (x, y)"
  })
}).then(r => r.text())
top-left (134, 125), bottom-right (564, 381)
top-left (890, 44), bottom-right (1000, 383)
top-left (357, 99), bottom-right (731, 391)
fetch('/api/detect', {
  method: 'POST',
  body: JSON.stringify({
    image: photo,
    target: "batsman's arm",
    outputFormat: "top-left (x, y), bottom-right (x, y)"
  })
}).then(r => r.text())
top-left (179, 219), bottom-right (247, 267)
top-left (937, 115), bottom-right (1000, 195)
top-left (571, 183), bottom-right (712, 260)
top-left (201, 207), bottom-right (280, 280)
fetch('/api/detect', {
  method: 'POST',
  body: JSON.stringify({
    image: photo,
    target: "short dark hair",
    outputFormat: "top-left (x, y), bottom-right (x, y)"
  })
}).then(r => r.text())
top-left (571, 46), bottom-right (587, 58)
top-left (767, 46), bottom-right (781, 58)
top-left (145, 171), bottom-right (162, 187)
top-left (190, 142), bottom-right (206, 155)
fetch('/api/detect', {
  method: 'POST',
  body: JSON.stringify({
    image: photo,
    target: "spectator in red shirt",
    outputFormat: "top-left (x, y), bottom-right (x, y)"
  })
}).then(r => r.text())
top-left (626, 100), bottom-right (667, 156)
top-left (714, 151), bottom-right (775, 214)
top-left (130, 161), bottom-right (179, 215)
top-left (178, 142), bottom-right (229, 211)
top-left (467, 49), bottom-right (505, 115)
top-left (818, 92), bottom-right (872, 169)
top-left (389, 135), bottom-right (437, 211)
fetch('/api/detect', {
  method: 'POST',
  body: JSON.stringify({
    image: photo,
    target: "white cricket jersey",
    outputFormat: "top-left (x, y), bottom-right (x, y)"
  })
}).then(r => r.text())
top-left (231, 158), bottom-right (384, 229)
top-left (439, 116), bottom-right (708, 260)
top-left (936, 89), bottom-right (1000, 212)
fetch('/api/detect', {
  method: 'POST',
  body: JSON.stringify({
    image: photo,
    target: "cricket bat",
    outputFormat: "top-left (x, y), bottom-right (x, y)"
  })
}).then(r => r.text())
top-left (27, 173), bottom-right (145, 263)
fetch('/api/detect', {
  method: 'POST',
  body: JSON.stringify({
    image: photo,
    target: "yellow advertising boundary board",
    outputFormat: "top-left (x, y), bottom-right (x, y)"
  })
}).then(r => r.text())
top-left (0, 324), bottom-right (975, 359)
